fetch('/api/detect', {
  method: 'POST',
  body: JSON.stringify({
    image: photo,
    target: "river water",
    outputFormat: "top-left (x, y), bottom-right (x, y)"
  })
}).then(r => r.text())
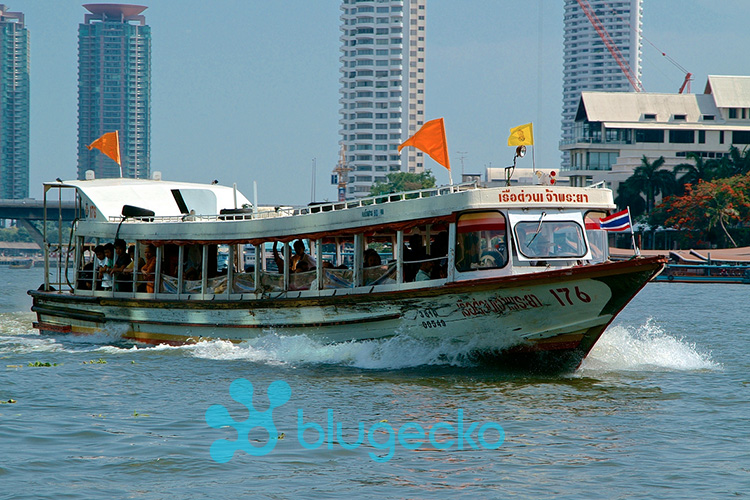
top-left (1, 268), bottom-right (747, 499)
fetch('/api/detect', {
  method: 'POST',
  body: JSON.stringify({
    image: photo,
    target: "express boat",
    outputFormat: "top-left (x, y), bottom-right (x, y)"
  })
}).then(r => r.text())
top-left (29, 176), bottom-right (666, 370)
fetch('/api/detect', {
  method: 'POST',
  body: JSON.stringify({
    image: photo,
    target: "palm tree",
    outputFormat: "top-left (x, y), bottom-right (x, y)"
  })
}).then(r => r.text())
top-left (673, 152), bottom-right (717, 194)
top-left (625, 156), bottom-right (676, 213)
top-left (727, 145), bottom-right (750, 176)
top-left (614, 181), bottom-right (646, 218)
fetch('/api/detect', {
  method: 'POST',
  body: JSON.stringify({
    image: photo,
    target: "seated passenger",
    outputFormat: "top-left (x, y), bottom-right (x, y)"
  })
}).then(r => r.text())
top-left (364, 248), bottom-right (381, 268)
top-left (111, 239), bottom-right (132, 292)
top-left (403, 233), bottom-right (425, 282)
top-left (139, 244), bottom-right (157, 293)
top-left (273, 240), bottom-right (317, 273)
top-left (414, 260), bottom-right (434, 281)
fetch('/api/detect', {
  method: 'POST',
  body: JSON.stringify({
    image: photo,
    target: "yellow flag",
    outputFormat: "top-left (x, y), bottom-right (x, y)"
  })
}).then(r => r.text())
top-left (87, 131), bottom-right (121, 165)
top-left (507, 123), bottom-right (534, 146)
top-left (398, 118), bottom-right (451, 171)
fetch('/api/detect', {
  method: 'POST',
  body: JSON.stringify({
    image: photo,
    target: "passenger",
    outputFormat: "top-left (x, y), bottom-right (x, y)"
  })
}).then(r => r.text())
top-left (184, 245), bottom-right (202, 280)
top-left (403, 233), bottom-right (425, 282)
top-left (456, 233), bottom-right (479, 272)
top-left (120, 246), bottom-right (137, 283)
top-left (111, 239), bottom-right (132, 292)
top-left (363, 248), bottom-right (382, 267)
top-left (273, 240), bottom-right (317, 273)
top-left (292, 240), bottom-right (316, 272)
top-left (140, 244), bottom-right (157, 293)
top-left (97, 244), bottom-right (114, 290)
top-left (414, 260), bottom-right (434, 281)
top-left (431, 232), bottom-right (449, 279)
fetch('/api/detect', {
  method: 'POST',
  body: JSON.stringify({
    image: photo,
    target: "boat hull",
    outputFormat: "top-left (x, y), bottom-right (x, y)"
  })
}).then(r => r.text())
top-left (29, 257), bottom-right (665, 370)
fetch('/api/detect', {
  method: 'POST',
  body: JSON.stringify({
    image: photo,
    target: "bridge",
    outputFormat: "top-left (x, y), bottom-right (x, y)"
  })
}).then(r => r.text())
top-left (0, 199), bottom-right (78, 249)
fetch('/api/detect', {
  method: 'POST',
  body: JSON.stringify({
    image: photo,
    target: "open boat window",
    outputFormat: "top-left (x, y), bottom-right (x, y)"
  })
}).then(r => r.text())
top-left (514, 220), bottom-right (586, 259)
top-left (455, 211), bottom-right (508, 272)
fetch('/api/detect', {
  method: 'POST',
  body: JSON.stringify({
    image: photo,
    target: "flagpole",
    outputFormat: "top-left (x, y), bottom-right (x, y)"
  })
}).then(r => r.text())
top-left (628, 206), bottom-right (640, 256)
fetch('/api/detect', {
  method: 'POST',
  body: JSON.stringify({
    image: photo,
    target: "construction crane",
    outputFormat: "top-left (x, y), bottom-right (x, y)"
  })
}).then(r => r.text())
top-left (575, 0), bottom-right (644, 92)
top-left (331, 145), bottom-right (352, 202)
top-left (577, 0), bottom-right (693, 94)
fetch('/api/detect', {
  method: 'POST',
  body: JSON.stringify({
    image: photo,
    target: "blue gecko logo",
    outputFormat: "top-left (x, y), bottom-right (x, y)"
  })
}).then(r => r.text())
top-left (205, 378), bottom-right (291, 463)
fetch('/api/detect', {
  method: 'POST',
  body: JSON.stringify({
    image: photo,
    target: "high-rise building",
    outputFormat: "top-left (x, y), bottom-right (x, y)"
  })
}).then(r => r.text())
top-left (77, 3), bottom-right (150, 180)
top-left (338, 0), bottom-right (426, 198)
top-left (561, 0), bottom-right (642, 176)
top-left (0, 4), bottom-right (30, 200)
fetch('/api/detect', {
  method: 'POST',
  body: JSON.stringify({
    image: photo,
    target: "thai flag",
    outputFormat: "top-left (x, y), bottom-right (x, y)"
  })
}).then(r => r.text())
top-left (599, 209), bottom-right (631, 232)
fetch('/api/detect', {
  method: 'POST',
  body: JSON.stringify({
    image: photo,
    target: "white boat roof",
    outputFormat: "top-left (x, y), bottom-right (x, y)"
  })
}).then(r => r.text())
top-left (49, 178), bottom-right (252, 219)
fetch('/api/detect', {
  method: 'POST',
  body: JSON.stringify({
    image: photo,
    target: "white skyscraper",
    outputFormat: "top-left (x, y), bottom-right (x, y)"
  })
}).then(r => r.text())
top-left (339, 0), bottom-right (426, 198)
top-left (561, 0), bottom-right (642, 171)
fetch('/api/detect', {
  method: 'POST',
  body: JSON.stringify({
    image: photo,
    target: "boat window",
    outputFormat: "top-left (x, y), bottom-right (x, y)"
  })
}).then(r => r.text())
top-left (364, 234), bottom-right (396, 285)
top-left (455, 211), bottom-right (508, 272)
top-left (585, 210), bottom-right (608, 263)
top-left (400, 224), bottom-right (449, 282)
top-left (514, 220), bottom-right (586, 259)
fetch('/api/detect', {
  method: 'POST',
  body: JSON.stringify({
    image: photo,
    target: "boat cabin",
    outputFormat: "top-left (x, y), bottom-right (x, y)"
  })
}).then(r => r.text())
top-left (42, 178), bottom-right (615, 300)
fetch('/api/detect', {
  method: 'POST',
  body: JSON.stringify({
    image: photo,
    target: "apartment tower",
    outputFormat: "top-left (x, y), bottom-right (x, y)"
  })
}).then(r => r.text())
top-left (0, 4), bottom-right (29, 199)
top-left (77, 3), bottom-right (150, 180)
top-left (562, 0), bottom-right (642, 175)
top-left (339, 0), bottom-right (426, 198)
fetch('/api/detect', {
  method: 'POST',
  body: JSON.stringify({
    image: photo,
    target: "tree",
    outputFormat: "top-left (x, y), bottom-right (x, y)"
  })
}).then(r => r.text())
top-left (369, 171), bottom-right (436, 196)
top-left (673, 152), bottom-right (718, 194)
top-left (727, 145), bottom-right (750, 176)
top-left (623, 156), bottom-right (676, 213)
top-left (653, 176), bottom-right (750, 248)
top-left (614, 180), bottom-right (646, 218)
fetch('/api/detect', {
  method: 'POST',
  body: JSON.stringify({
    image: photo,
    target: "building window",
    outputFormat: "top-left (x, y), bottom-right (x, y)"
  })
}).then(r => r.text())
top-left (720, 130), bottom-right (725, 144)
top-left (698, 130), bottom-right (706, 144)
top-left (634, 129), bottom-right (664, 143)
top-left (729, 108), bottom-right (738, 119)
top-left (669, 130), bottom-right (694, 144)
top-left (643, 113), bottom-right (657, 120)
top-left (732, 131), bottom-right (750, 144)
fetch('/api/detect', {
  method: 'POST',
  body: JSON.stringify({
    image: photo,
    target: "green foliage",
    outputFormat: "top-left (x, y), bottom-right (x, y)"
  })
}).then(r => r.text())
top-left (369, 171), bottom-right (437, 196)
top-left (83, 358), bottom-right (107, 364)
top-left (28, 361), bottom-right (59, 367)
top-left (649, 175), bottom-right (750, 248)
top-left (622, 156), bottom-right (676, 213)
top-left (0, 226), bottom-right (33, 243)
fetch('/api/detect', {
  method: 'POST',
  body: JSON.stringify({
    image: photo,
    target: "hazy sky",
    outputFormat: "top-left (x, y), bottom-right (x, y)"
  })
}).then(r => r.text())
top-left (10, 0), bottom-right (750, 204)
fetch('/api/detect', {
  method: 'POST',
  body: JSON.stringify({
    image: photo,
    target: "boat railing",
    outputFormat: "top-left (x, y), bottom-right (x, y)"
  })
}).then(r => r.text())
top-left (105, 181), bottom-right (480, 224)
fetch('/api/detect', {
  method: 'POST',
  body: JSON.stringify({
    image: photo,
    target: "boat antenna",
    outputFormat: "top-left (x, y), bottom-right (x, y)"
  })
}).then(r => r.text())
top-left (311, 157), bottom-right (317, 203)
top-left (504, 145), bottom-right (526, 186)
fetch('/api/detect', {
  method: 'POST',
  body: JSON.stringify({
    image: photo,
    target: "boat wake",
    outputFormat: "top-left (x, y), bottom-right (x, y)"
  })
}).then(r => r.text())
top-left (186, 333), bottom-right (477, 369)
top-left (578, 318), bottom-right (721, 373)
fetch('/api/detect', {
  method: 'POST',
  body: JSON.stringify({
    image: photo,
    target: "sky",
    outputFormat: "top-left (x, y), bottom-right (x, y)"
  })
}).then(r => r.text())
top-left (9, 0), bottom-right (750, 205)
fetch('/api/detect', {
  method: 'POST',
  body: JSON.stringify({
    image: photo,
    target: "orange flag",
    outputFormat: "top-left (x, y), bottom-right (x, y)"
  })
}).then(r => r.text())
top-left (398, 118), bottom-right (450, 171)
top-left (87, 131), bottom-right (121, 165)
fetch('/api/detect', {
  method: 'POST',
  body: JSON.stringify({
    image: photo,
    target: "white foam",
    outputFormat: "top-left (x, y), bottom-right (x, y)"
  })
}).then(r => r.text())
top-left (578, 318), bottom-right (721, 373)
top-left (187, 332), bottom-right (475, 369)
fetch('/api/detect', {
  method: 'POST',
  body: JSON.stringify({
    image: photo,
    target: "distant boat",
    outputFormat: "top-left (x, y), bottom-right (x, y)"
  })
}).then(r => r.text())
top-left (10, 259), bottom-right (33, 269)
top-left (654, 263), bottom-right (750, 284)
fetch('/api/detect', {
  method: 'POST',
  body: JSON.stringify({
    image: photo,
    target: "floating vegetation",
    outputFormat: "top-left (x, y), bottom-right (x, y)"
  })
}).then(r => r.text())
top-left (1, 399), bottom-right (17, 404)
top-left (133, 410), bottom-right (150, 418)
top-left (28, 361), bottom-right (58, 367)
top-left (83, 358), bottom-right (107, 364)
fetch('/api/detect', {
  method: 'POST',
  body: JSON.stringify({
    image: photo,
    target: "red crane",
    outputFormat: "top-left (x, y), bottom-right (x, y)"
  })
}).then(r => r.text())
top-left (575, 0), bottom-right (645, 92)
